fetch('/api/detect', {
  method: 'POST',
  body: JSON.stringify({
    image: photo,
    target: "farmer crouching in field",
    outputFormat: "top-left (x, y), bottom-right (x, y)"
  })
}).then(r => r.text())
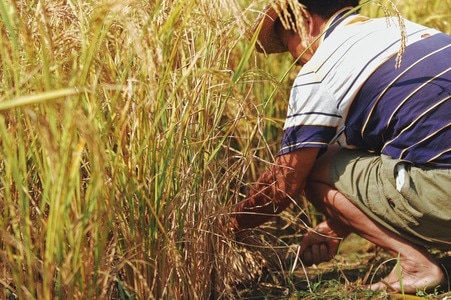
top-left (230, 0), bottom-right (451, 294)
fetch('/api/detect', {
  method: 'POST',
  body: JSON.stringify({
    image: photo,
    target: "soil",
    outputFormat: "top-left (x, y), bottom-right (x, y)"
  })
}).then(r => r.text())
top-left (233, 228), bottom-right (451, 299)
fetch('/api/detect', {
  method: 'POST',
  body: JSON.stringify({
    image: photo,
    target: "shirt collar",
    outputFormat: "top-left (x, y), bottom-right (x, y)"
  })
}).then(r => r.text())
top-left (323, 7), bottom-right (357, 40)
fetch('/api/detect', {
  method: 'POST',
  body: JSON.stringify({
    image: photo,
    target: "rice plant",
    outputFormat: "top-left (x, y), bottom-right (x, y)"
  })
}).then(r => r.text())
top-left (0, 0), bottom-right (449, 299)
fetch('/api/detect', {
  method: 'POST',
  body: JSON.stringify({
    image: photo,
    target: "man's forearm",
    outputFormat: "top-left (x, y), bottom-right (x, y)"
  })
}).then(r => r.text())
top-left (229, 148), bottom-right (320, 231)
top-left (230, 160), bottom-right (303, 230)
top-left (230, 172), bottom-right (294, 230)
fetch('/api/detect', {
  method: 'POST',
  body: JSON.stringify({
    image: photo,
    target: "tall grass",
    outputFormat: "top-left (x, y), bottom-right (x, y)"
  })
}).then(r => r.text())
top-left (0, 0), bottom-right (450, 299)
top-left (362, 0), bottom-right (451, 33)
top-left (0, 0), bottom-right (260, 298)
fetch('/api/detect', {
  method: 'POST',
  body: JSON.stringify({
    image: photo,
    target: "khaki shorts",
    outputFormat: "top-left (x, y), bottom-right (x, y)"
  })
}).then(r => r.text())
top-left (330, 148), bottom-right (451, 248)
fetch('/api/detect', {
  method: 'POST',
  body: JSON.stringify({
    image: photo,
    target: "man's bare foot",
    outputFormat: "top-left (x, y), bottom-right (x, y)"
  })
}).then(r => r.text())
top-left (368, 256), bottom-right (445, 294)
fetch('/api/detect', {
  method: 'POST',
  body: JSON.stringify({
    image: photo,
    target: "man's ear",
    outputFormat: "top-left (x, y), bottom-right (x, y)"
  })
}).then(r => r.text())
top-left (306, 12), bottom-right (324, 38)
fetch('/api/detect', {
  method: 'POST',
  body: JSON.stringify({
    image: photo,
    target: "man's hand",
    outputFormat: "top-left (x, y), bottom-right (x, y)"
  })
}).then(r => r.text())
top-left (230, 147), bottom-right (320, 230)
top-left (299, 219), bottom-right (347, 266)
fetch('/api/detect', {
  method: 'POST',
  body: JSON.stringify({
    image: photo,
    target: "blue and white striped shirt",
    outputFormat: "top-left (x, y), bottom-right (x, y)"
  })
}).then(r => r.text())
top-left (280, 13), bottom-right (451, 168)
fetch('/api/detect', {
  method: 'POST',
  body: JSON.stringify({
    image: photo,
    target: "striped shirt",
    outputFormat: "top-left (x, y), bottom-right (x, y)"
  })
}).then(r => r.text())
top-left (279, 13), bottom-right (451, 168)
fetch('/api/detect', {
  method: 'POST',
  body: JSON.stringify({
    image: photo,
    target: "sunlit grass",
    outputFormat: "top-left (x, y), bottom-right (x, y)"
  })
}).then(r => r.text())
top-left (362, 0), bottom-right (451, 33)
top-left (0, 0), bottom-right (449, 299)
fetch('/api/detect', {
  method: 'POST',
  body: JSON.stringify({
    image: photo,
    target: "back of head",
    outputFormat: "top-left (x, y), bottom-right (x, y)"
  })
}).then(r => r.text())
top-left (299, 0), bottom-right (360, 19)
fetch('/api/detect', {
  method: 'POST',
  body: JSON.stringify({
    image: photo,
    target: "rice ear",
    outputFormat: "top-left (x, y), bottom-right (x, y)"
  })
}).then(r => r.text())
top-left (274, 0), bottom-right (310, 42)
top-left (368, 0), bottom-right (407, 68)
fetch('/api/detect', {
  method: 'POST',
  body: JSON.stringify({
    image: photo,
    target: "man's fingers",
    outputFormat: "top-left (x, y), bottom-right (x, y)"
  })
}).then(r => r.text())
top-left (311, 244), bottom-right (321, 265)
top-left (320, 243), bottom-right (331, 261)
top-left (302, 248), bottom-right (313, 266)
top-left (301, 242), bottom-right (333, 266)
top-left (298, 221), bottom-right (343, 266)
top-left (299, 231), bottom-right (325, 254)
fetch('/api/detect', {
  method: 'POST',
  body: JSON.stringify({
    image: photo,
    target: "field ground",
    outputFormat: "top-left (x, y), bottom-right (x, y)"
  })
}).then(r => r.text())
top-left (232, 227), bottom-right (451, 299)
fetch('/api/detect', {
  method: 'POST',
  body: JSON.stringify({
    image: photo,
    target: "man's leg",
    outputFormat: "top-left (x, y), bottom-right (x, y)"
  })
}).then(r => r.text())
top-left (301, 146), bottom-right (445, 293)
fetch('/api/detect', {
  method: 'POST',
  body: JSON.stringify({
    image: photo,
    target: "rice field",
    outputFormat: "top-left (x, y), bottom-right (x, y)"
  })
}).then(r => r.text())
top-left (0, 0), bottom-right (450, 299)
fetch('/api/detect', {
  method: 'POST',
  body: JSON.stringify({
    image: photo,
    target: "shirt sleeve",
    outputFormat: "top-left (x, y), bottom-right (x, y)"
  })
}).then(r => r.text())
top-left (279, 71), bottom-right (343, 155)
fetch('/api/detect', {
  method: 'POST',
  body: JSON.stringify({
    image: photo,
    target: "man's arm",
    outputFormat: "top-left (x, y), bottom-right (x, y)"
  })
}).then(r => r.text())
top-left (230, 147), bottom-right (320, 230)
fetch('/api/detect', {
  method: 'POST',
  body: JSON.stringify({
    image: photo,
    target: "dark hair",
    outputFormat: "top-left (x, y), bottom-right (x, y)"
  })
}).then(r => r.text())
top-left (298, 0), bottom-right (360, 19)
